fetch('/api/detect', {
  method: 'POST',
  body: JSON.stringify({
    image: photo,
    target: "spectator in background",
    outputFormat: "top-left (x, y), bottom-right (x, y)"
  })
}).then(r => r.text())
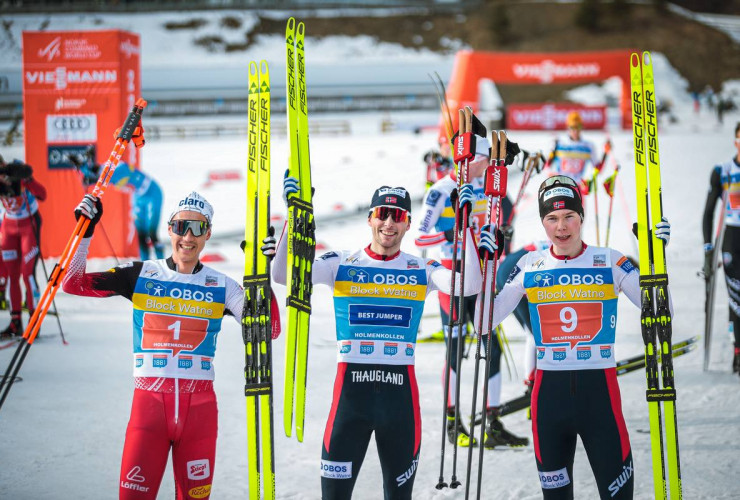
top-left (0, 158), bottom-right (46, 338)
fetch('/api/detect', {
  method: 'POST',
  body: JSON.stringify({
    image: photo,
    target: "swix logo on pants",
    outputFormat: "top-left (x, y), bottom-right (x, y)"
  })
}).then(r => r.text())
top-left (396, 456), bottom-right (419, 487)
top-left (608, 460), bottom-right (633, 497)
top-left (121, 465), bottom-right (150, 493)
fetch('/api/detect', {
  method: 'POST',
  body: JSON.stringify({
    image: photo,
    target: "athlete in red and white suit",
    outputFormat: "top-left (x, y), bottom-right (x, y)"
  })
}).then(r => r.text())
top-left (0, 161), bottom-right (46, 337)
top-left (63, 191), bottom-right (279, 499)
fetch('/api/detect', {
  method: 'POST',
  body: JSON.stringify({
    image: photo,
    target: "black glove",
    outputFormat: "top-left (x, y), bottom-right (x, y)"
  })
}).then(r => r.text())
top-left (703, 244), bottom-right (714, 279)
top-left (505, 140), bottom-right (521, 166)
top-left (74, 194), bottom-right (103, 238)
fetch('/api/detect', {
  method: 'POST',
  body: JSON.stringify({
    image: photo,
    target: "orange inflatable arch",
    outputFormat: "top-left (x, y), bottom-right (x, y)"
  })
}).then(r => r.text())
top-left (445, 49), bottom-right (633, 132)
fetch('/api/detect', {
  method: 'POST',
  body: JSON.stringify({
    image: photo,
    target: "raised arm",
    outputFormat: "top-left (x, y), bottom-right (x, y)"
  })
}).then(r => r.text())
top-left (61, 196), bottom-right (140, 299)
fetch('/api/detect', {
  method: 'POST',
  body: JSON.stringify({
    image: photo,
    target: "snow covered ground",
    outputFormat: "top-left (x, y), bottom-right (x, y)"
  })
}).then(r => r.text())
top-left (1, 98), bottom-right (740, 499)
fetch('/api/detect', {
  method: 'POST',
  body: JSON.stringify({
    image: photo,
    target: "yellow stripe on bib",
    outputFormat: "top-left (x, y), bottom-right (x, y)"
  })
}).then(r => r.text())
top-left (133, 293), bottom-right (225, 319)
top-left (334, 281), bottom-right (426, 300)
top-left (526, 284), bottom-right (617, 304)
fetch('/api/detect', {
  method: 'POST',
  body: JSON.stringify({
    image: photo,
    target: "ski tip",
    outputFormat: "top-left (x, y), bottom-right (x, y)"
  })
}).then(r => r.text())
top-left (630, 52), bottom-right (641, 68)
top-left (297, 22), bottom-right (305, 36)
top-left (642, 51), bottom-right (653, 66)
top-left (287, 17), bottom-right (295, 30)
top-left (260, 60), bottom-right (269, 74)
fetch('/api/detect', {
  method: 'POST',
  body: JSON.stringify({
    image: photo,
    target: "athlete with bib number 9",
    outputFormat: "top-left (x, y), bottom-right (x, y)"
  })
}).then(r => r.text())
top-left (476, 175), bottom-right (672, 499)
top-left (61, 191), bottom-right (279, 499)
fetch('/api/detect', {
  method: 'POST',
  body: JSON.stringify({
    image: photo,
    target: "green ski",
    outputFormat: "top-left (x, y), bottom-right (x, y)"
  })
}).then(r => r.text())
top-left (631, 50), bottom-right (682, 500)
top-left (244, 60), bottom-right (275, 500)
top-left (283, 17), bottom-right (316, 442)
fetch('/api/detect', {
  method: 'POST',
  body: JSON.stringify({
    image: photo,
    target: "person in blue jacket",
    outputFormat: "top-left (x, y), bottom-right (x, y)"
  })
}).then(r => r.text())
top-left (72, 147), bottom-right (164, 260)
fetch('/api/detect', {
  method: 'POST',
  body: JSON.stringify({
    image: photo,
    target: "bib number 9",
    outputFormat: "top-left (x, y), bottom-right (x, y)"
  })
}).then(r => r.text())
top-left (537, 302), bottom-right (603, 346)
top-left (559, 307), bottom-right (578, 332)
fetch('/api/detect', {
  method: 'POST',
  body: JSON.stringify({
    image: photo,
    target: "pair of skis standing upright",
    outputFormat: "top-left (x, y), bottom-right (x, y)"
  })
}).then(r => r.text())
top-left (241, 17), bottom-right (315, 500)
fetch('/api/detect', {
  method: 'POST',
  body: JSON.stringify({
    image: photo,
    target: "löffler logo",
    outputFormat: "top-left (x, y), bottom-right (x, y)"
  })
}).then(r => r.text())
top-left (126, 466), bottom-right (146, 482)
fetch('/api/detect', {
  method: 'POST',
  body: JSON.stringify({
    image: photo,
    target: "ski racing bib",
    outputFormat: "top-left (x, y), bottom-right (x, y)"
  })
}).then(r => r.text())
top-left (551, 136), bottom-right (597, 183)
top-left (523, 248), bottom-right (618, 370)
top-left (719, 159), bottom-right (740, 227)
top-left (332, 251), bottom-right (429, 365)
top-left (131, 260), bottom-right (227, 380)
top-left (1, 190), bottom-right (38, 219)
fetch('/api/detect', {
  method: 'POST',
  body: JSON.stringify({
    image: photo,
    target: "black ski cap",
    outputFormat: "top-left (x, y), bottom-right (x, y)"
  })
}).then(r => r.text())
top-left (370, 186), bottom-right (412, 213)
top-left (538, 175), bottom-right (583, 219)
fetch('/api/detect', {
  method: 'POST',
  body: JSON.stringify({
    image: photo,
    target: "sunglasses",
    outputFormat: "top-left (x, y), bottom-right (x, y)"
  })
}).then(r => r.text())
top-left (170, 219), bottom-right (210, 237)
top-left (541, 175), bottom-right (579, 189)
top-left (370, 206), bottom-right (409, 223)
top-left (540, 175), bottom-right (582, 199)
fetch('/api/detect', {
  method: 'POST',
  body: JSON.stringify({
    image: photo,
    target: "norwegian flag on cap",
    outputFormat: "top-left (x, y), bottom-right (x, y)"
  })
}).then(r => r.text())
top-left (370, 186), bottom-right (412, 213)
top-left (553, 201), bottom-right (565, 209)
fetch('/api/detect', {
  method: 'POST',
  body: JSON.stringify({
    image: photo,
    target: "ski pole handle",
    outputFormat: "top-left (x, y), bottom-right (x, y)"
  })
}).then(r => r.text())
top-left (116, 98), bottom-right (147, 141)
top-left (454, 107), bottom-right (475, 163)
top-left (484, 164), bottom-right (507, 197)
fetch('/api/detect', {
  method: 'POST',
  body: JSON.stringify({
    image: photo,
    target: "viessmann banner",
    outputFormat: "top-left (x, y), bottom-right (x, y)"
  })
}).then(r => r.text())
top-left (22, 30), bottom-right (141, 258)
top-left (507, 104), bottom-right (607, 130)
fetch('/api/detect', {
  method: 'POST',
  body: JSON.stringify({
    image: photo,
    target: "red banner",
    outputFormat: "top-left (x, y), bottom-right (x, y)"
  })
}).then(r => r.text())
top-left (507, 104), bottom-right (607, 130)
top-left (22, 30), bottom-right (141, 258)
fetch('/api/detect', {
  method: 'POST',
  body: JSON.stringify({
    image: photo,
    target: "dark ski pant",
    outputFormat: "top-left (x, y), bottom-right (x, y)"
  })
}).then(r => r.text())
top-left (722, 225), bottom-right (740, 348)
top-left (531, 368), bottom-right (634, 499)
top-left (321, 363), bottom-right (421, 500)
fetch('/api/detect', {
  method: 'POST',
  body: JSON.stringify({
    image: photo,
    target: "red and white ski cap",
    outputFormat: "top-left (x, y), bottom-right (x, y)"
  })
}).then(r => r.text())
top-left (169, 191), bottom-right (214, 225)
